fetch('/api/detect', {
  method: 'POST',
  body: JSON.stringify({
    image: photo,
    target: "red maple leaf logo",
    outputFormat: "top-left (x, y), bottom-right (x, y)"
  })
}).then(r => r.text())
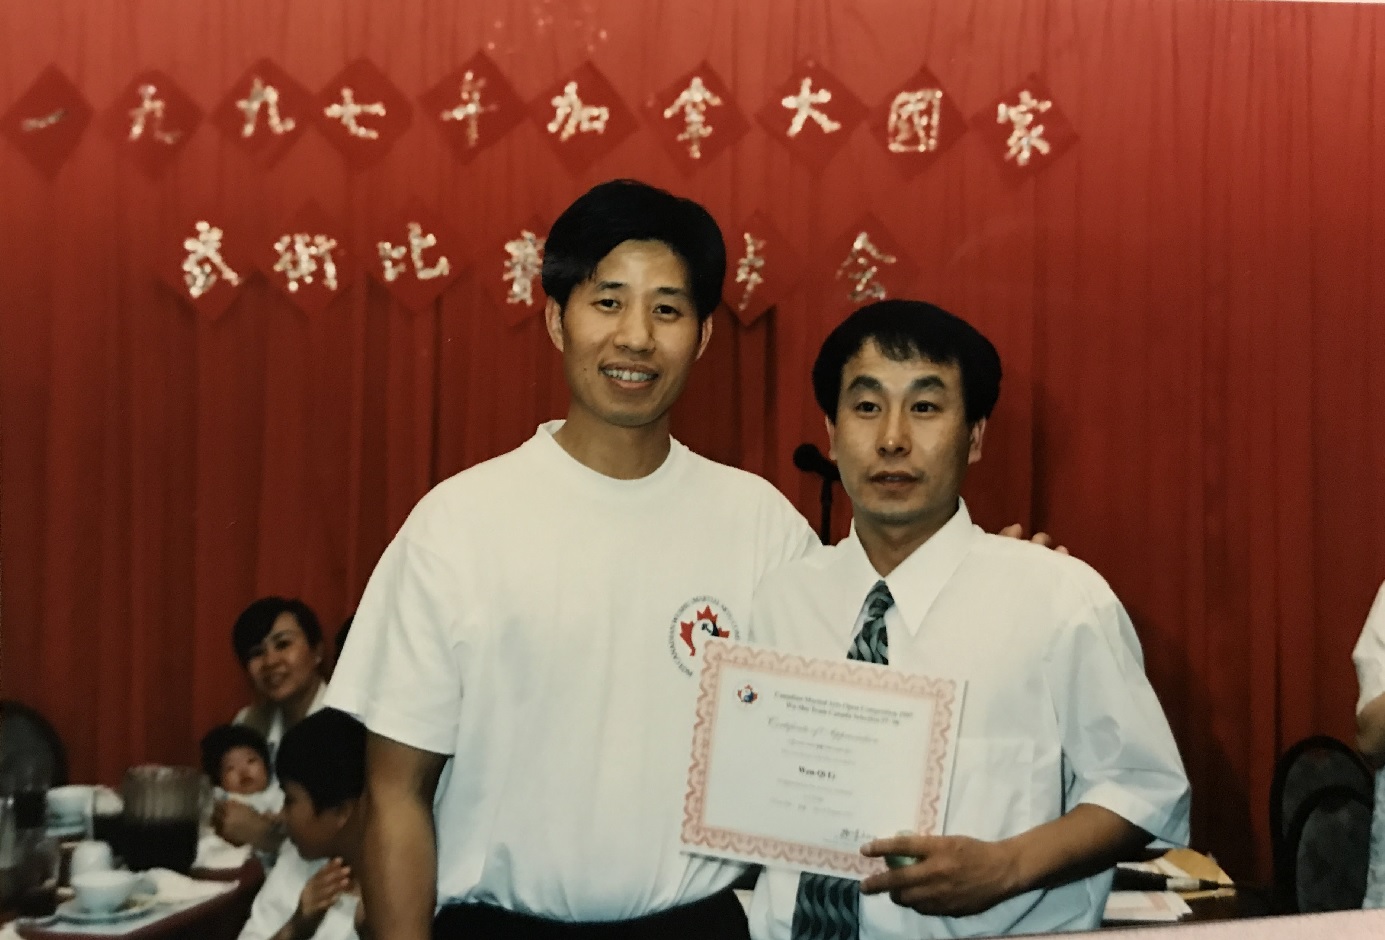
top-left (679, 605), bottom-right (727, 656)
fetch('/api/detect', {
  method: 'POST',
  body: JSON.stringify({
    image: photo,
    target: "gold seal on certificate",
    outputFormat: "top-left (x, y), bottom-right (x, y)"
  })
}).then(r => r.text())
top-left (680, 639), bottom-right (964, 878)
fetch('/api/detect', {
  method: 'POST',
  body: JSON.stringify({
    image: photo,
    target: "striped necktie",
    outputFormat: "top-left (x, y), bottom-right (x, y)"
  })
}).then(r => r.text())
top-left (790, 579), bottom-right (894, 940)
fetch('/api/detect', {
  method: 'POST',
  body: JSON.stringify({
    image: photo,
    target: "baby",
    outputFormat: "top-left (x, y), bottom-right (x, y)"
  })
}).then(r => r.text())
top-left (197, 724), bottom-right (284, 869)
top-left (200, 724), bottom-right (284, 815)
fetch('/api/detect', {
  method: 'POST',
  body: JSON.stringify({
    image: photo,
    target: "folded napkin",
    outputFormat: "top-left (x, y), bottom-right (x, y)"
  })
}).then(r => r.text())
top-left (194, 831), bottom-right (252, 871)
top-left (141, 867), bottom-right (236, 903)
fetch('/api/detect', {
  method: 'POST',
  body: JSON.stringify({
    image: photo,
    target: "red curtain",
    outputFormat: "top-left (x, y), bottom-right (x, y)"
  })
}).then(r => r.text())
top-left (3, 0), bottom-right (1384, 883)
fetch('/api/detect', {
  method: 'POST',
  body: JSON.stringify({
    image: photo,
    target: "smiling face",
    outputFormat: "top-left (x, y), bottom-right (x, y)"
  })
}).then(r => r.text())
top-left (828, 340), bottom-right (986, 546)
top-left (244, 612), bottom-right (322, 706)
top-left (545, 239), bottom-right (712, 437)
top-left (218, 745), bottom-right (269, 796)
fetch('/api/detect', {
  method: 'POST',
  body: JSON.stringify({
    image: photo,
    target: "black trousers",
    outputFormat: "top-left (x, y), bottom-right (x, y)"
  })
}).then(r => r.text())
top-left (432, 890), bottom-right (750, 940)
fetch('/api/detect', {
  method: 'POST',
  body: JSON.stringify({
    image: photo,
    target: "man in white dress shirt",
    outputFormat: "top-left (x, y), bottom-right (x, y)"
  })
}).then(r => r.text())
top-left (325, 180), bottom-right (820, 939)
top-left (747, 299), bottom-right (1191, 939)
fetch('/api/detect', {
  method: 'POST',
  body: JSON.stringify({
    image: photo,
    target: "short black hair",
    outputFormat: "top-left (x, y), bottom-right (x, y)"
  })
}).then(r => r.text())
top-left (541, 179), bottom-right (726, 322)
top-left (231, 597), bottom-right (323, 666)
top-left (812, 299), bottom-right (1002, 424)
top-left (275, 709), bottom-right (366, 813)
top-left (199, 724), bottom-right (270, 781)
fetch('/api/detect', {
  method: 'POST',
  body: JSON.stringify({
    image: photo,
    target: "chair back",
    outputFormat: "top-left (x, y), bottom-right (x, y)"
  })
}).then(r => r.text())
top-left (1284, 784), bottom-right (1374, 913)
top-left (0, 700), bottom-right (69, 791)
top-left (1270, 734), bottom-right (1372, 901)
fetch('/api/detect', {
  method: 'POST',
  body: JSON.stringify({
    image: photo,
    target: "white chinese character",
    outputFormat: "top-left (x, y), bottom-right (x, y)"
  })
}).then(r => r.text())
top-left (20, 108), bottom-right (66, 133)
top-left (440, 70), bottom-right (496, 147)
top-left (378, 223), bottom-right (451, 283)
top-left (237, 77), bottom-right (296, 138)
top-left (546, 81), bottom-right (609, 141)
top-left (836, 232), bottom-right (896, 302)
top-left (502, 230), bottom-right (545, 307)
top-left (272, 233), bottom-right (339, 292)
top-left (887, 88), bottom-right (942, 153)
top-left (996, 90), bottom-right (1052, 166)
top-left (733, 233), bottom-right (766, 312)
top-left (323, 87), bottom-right (387, 140)
top-left (780, 77), bottom-right (841, 138)
top-left (128, 84), bottom-right (181, 144)
top-left (662, 76), bottom-right (722, 159)
top-left (181, 221), bottom-right (241, 299)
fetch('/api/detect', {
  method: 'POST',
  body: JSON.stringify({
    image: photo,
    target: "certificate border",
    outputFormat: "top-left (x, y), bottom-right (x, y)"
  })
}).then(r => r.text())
top-left (681, 639), bottom-right (959, 878)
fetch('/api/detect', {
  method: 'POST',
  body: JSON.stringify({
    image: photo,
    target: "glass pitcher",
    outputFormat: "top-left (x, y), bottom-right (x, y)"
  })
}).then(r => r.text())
top-left (120, 766), bottom-right (202, 873)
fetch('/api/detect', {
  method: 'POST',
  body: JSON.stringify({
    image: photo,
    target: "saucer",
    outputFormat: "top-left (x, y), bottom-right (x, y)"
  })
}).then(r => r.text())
top-left (56, 894), bottom-right (158, 924)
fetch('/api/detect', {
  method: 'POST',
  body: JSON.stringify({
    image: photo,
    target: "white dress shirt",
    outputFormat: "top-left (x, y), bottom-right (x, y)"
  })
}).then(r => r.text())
top-left (747, 501), bottom-right (1190, 939)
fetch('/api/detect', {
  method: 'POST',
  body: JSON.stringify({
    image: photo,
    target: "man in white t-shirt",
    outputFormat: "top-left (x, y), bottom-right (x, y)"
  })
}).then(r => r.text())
top-left (746, 300), bottom-right (1190, 939)
top-left (325, 180), bottom-right (819, 939)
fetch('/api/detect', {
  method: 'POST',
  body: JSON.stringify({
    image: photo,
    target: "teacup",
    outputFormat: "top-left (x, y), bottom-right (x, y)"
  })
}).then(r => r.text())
top-left (71, 869), bottom-right (138, 914)
top-left (69, 840), bottom-right (114, 880)
top-left (46, 785), bottom-right (93, 822)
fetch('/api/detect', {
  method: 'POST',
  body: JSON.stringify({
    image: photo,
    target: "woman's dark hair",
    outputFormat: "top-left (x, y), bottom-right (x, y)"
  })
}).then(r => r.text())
top-left (275, 709), bottom-right (367, 813)
top-left (199, 724), bottom-right (271, 781)
top-left (811, 299), bottom-right (1002, 424)
top-left (541, 179), bottom-right (726, 321)
top-left (231, 597), bottom-right (323, 666)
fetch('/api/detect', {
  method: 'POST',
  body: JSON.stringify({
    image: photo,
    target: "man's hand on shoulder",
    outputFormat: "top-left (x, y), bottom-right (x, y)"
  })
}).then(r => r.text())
top-left (859, 834), bottom-right (1021, 917)
top-left (998, 524), bottom-right (1069, 555)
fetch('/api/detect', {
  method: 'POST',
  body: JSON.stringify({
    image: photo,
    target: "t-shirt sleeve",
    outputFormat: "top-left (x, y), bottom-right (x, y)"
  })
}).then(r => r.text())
top-left (763, 484), bottom-right (821, 573)
top-left (1353, 581), bottom-right (1385, 714)
top-left (1042, 575), bottom-right (1191, 847)
top-left (236, 846), bottom-right (304, 940)
top-left (324, 532), bottom-right (466, 756)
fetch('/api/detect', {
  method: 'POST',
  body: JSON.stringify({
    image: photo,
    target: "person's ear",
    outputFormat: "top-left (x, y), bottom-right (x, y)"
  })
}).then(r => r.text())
top-left (544, 298), bottom-right (565, 352)
top-left (967, 418), bottom-right (988, 465)
top-left (825, 414), bottom-right (838, 462)
top-left (694, 314), bottom-right (714, 360)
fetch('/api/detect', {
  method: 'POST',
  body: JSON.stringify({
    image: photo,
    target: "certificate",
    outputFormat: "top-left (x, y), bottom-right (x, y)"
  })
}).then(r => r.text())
top-left (680, 639), bottom-right (963, 878)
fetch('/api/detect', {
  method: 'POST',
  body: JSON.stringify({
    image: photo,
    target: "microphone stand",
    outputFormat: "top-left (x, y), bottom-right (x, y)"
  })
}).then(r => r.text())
top-left (816, 476), bottom-right (833, 545)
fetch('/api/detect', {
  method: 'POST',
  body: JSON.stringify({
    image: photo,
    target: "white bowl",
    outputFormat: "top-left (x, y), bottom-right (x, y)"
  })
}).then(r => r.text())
top-left (71, 869), bottom-right (139, 914)
top-left (46, 784), bottom-right (93, 820)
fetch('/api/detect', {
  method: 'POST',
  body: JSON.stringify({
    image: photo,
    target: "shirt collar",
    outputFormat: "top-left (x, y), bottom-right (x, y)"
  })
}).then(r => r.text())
top-left (839, 499), bottom-right (978, 637)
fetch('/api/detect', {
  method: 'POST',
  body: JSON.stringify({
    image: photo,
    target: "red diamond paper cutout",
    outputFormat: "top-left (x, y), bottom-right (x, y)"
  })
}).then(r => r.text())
top-left (757, 61), bottom-right (866, 172)
top-left (721, 210), bottom-right (801, 327)
top-left (367, 202), bottom-right (468, 312)
top-left (212, 59), bottom-right (313, 166)
top-left (1, 66), bottom-right (93, 178)
top-left (644, 63), bottom-right (748, 175)
top-left (101, 70), bottom-right (201, 180)
top-left (822, 215), bottom-right (918, 310)
top-left (260, 202), bottom-right (355, 315)
top-left (314, 59), bottom-right (413, 171)
top-left (874, 67), bottom-right (967, 179)
top-left (487, 217), bottom-right (550, 327)
top-left (419, 52), bottom-right (525, 164)
top-left (529, 63), bottom-right (637, 173)
top-left (157, 218), bottom-right (253, 320)
top-left (973, 75), bottom-right (1077, 178)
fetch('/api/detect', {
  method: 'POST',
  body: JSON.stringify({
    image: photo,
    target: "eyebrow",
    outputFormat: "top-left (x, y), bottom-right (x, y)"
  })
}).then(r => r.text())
top-left (593, 281), bottom-right (689, 298)
top-left (844, 374), bottom-right (948, 394)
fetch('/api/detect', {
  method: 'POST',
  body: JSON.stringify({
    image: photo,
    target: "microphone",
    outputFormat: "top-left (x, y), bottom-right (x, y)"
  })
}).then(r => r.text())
top-left (792, 443), bottom-right (840, 483)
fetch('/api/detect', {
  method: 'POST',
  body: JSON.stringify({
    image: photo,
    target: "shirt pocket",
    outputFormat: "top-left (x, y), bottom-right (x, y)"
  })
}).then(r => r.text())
top-left (944, 738), bottom-right (1037, 841)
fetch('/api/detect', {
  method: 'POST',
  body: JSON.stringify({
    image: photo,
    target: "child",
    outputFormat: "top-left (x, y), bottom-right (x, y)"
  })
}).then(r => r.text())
top-left (237, 708), bottom-right (367, 940)
top-left (201, 724), bottom-right (284, 815)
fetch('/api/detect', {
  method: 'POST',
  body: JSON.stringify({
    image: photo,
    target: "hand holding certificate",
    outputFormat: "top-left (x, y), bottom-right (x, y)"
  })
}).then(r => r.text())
top-left (680, 639), bottom-right (964, 878)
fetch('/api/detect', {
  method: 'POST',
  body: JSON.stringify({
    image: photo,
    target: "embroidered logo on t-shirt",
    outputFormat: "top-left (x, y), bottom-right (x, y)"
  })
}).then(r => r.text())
top-left (667, 596), bottom-right (740, 676)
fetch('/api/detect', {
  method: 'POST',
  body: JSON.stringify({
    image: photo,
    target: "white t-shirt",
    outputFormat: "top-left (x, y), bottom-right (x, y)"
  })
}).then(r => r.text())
top-left (1351, 581), bottom-right (1385, 909)
top-left (746, 501), bottom-right (1191, 940)
top-left (237, 841), bottom-right (359, 940)
top-left (326, 422), bottom-right (818, 921)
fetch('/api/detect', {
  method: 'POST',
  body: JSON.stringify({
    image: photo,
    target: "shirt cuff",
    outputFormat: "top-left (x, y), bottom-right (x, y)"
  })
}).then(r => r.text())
top-left (1075, 780), bottom-right (1191, 848)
